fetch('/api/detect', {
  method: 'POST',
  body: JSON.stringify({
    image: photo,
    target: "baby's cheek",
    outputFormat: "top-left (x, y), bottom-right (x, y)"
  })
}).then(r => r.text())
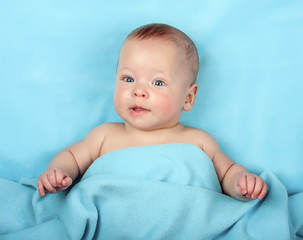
top-left (113, 94), bottom-right (120, 112)
top-left (156, 96), bottom-right (179, 115)
top-left (113, 89), bottom-right (126, 114)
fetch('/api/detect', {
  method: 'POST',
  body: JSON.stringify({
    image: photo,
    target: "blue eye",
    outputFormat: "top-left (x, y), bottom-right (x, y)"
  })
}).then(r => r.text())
top-left (124, 77), bottom-right (134, 82)
top-left (153, 80), bottom-right (165, 86)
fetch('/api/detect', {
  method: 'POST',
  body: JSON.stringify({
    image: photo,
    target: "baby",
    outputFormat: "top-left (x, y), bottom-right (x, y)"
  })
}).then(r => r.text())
top-left (38, 23), bottom-right (267, 201)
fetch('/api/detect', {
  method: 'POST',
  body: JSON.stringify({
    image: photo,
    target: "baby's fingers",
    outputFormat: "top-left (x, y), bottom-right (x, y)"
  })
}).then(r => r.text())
top-left (246, 175), bottom-right (257, 197)
top-left (48, 170), bottom-right (58, 188)
top-left (41, 175), bottom-right (57, 194)
top-left (62, 176), bottom-right (72, 187)
top-left (250, 177), bottom-right (263, 199)
top-left (236, 175), bottom-right (248, 195)
top-left (257, 182), bottom-right (268, 200)
top-left (56, 176), bottom-right (73, 191)
top-left (54, 169), bottom-right (72, 188)
top-left (37, 179), bottom-right (46, 197)
top-left (55, 169), bottom-right (65, 188)
top-left (236, 173), bottom-right (267, 201)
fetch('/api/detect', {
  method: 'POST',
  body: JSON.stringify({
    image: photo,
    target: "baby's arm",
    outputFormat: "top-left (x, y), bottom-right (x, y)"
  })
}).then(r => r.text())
top-left (37, 124), bottom-right (107, 197)
top-left (201, 133), bottom-right (267, 201)
top-left (218, 155), bottom-right (267, 201)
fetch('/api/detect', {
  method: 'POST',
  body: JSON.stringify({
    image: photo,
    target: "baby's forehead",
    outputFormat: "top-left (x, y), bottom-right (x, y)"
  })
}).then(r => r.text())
top-left (122, 38), bottom-right (187, 59)
top-left (118, 38), bottom-right (192, 80)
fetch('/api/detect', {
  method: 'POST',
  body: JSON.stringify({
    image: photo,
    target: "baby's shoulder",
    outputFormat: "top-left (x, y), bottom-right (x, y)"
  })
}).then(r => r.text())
top-left (182, 126), bottom-right (220, 152)
top-left (89, 122), bottom-right (125, 135)
top-left (182, 126), bottom-right (213, 140)
top-left (84, 122), bottom-right (125, 147)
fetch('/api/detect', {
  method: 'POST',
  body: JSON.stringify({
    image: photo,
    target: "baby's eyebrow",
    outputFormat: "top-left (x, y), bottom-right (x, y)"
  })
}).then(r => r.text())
top-left (118, 67), bottom-right (174, 81)
top-left (153, 71), bottom-right (175, 79)
top-left (119, 67), bottom-right (134, 73)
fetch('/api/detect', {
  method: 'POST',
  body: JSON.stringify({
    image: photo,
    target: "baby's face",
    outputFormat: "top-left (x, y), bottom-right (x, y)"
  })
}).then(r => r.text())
top-left (114, 38), bottom-right (195, 131)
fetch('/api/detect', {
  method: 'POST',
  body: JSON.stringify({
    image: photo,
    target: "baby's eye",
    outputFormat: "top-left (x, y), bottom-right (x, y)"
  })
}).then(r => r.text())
top-left (124, 77), bottom-right (134, 82)
top-left (153, 80), bottom-right (165, 86)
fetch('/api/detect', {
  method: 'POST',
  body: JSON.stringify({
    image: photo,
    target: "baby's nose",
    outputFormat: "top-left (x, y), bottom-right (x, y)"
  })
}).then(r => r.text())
top-left (133, 87), bottom-right (149, 98)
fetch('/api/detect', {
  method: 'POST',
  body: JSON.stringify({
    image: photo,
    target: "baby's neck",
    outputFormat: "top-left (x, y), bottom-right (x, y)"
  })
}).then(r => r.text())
top-left (124, 122), bottom-right (185, 139)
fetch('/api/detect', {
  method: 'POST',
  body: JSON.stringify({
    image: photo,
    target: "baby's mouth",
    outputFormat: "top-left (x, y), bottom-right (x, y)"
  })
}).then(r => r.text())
top-left (130, 106), bottom-right (150, 114)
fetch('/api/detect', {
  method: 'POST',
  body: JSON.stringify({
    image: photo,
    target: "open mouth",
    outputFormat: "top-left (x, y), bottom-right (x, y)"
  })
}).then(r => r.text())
top-left (130, 106), bottom-right (150, 114)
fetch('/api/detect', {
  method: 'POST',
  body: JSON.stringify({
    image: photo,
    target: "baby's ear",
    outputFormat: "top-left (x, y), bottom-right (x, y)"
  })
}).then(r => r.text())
top-left (183, 84), bottom-right (198, 111)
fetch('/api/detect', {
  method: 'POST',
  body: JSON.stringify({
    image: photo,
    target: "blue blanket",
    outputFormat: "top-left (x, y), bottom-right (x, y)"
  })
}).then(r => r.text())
top-left (1, 144), bottom-right (302, 239)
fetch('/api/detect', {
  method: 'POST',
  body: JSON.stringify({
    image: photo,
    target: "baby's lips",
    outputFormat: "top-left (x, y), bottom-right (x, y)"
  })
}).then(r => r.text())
top-left (133, 107), bottom-right (148, 112)
top-left (131, 105), bottom-right (149, 111)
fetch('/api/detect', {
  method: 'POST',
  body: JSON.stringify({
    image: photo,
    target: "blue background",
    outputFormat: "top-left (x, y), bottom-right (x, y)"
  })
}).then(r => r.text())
top-left (0, 0), bottom-right (302, 194)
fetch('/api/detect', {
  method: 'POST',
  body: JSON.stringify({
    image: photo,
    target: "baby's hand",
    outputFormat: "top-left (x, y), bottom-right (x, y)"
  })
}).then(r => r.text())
top-left (235, 173), bottom-right (267, 200)
top-left (37, 168), bottom-right (72, 197)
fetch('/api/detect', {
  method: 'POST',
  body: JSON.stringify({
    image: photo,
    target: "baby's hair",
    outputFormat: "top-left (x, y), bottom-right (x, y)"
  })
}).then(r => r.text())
top-left (126, 23), bottom-right (199, 84)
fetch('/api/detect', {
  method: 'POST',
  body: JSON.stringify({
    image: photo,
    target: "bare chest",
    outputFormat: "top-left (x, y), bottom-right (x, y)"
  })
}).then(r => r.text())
top-left (99, 131), bottom-right (202, 157)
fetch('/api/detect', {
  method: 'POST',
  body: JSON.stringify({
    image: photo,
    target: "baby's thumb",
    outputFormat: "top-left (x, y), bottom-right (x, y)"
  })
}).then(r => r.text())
top-left (62, 177), bottom-right (72, 187)
top-left (234, 181), bottom-right (247, 196)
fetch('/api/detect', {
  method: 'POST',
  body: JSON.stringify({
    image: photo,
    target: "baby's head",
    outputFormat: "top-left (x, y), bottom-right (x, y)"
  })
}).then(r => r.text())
top-left (114, 24), bottom-right (199, 131)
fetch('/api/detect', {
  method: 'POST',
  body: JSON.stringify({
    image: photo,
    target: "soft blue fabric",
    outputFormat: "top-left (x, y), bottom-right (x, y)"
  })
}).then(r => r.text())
top-left (0, 144), bottom-right (302, 239)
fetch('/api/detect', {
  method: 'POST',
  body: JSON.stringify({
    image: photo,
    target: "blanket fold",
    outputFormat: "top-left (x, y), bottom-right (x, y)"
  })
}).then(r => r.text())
top-left (1, 144), bottom-right (302, 239)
